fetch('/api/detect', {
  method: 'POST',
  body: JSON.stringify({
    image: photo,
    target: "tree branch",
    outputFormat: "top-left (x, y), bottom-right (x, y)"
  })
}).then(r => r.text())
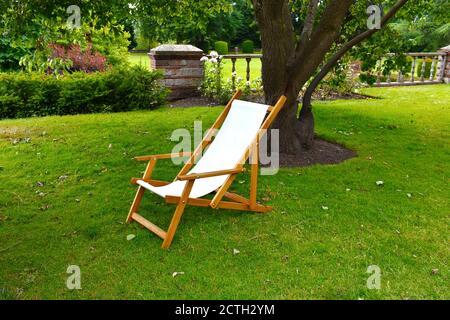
top-left (302, 0), bottom-right (409, 108)
top-left (290, 0), bottom-right (319, 65)
top-left (300, 0), bottom-right (319, 41)
top-left (254, 0), bottom-right (297, 103)
top-left (287, 0), bottom-right (354, 94)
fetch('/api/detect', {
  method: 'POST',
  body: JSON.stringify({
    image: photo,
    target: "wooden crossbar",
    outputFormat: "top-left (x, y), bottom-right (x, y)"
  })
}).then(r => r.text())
top-left (131, 212), bottom-right (167, 240)
top-left (164, 196), bottom-right (271, 213)
top-left (223, 191), bottom-right (250, 204)
top-left (130, 178), bottom-right (170, 186)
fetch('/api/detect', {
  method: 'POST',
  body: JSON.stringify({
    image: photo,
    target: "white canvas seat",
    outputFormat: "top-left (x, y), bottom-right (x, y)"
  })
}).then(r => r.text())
top-left (126, 90), bottom-right (287, 249)
top-left (137, 99), bottom-right (269, 198)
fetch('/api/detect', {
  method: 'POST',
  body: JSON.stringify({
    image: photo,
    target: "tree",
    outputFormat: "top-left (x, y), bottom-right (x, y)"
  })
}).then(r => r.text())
top-left (0, 0), bottom-right (133, 70)
top-left (136, 0), bottom-right (233, 50)
top-left (252, 0), bottom-right (432, 153)
top-left (390, 0), bottom-right (450, 52)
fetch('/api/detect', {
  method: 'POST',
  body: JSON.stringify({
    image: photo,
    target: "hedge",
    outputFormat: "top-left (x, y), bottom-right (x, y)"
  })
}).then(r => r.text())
top-left (241, 40), bottom-right (254, 54)
top-left (0, 66), bottom-right (168, 119)
top-left (214, 41), bottom-right (229, 55)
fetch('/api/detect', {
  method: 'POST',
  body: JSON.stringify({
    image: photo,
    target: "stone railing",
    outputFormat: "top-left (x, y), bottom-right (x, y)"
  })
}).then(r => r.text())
top-left (221, 54), bottom-right (263, 91)
top-left (219, 51), bottom-right (450, 90)
top-left (373, 52), bottom-right (448, 87)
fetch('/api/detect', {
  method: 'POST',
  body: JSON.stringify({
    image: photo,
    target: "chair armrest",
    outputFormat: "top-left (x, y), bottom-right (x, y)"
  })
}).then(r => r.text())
top-left (177, 168), bottom-right (245, 181)
top-left (134, 152), bottom-right (192, 161)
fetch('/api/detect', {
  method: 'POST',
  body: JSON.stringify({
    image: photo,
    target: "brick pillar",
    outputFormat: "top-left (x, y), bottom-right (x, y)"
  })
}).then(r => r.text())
top-left (149, 44), bottom-right (204, 100)
top-left (438, 45), bottom-right (450, 84)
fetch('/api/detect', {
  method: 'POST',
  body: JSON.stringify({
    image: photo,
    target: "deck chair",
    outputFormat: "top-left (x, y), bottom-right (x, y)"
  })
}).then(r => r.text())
top-left (126, 90), bottom-right (287, 248)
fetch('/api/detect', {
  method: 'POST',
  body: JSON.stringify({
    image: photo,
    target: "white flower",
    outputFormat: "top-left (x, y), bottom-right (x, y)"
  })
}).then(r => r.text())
top-left (210, 58), bottom-right (218, 64)
top-left (232, 71), bottom-right (237, 77)
top-left (210, 51), bottom-right (219, 59)
top-left (200, 56), bottom-right (208, 62)
top-left (246, 81), bottom-right (251, 86)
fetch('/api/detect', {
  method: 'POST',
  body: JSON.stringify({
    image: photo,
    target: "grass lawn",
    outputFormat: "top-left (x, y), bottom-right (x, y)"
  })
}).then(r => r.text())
top-left (128, 52), bottom-right (151, 69)
top-left (221, 58), bottom-right (262, 82)
top-left (0, 85), bottom-right (448, 299)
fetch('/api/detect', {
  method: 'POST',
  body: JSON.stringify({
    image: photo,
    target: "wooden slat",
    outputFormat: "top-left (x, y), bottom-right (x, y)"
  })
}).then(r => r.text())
top-left (165, 196), bottom-right (272, 213)
top-left (131, 212), bottom-right (167, 240)
top-left (249, 141), bottom-right (259, 210)
top-left (223, 191), bottom-right (250, 205)
top-left (162, 180), bottom-right (194, 249)
top-left (130, 178), bottom-right (170, 186)
top-left (210, 174), bottom-right (239, 208)
top-left (134, 152), bottom-right (191, 161)
top-left (177, 168), bottom-right (244, 181)
top-left (126, 159), bottom-right (157, 223)
top-left (260, 96), bottom-right (288, 131)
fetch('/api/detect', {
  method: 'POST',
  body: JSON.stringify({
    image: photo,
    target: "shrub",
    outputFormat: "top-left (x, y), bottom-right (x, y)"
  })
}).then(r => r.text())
top-left (0, 34), bottom-right (31, 71)
top-left (200, 55), bottom-right (263, 104)
top-left (241, 40), bottom-right (254, 54)
top-left (0, 66), bottom-right (168, 119)
top-left (49, 43), bottom-right (108, 73)
top-left (214, 41), bottom-right (229, 55)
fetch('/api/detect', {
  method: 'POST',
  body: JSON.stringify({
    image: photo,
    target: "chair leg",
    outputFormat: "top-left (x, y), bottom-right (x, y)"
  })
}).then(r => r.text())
top-left (126, 159), bottom-right (157, 223)
top-left (161, 180), bottom-right (194, 249)
top-left (249, 141), bottom-right (259, 210)
top-left (126, 186), bottom-right (145, 223)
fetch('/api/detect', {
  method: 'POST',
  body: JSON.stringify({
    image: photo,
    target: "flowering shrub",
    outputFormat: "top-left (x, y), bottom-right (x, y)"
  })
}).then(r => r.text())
top-left (200, 51), bottom-right (263, 104)
top-left (48, 43), bottom-right (108, 73)
top-left (17, 20), bottom-right (130, 74)
top-left (200, 51), bottom-right (223, 99)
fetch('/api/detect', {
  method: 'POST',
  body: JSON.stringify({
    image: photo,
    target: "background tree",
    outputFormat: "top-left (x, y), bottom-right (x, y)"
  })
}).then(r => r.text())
top-left (390, 0), bottom-right (450, 52)
top-left (135, 0), bottom-right (260, 51)
top-left (0, 0), bottom-right (133, 70)
top-left (135, 0), bottom-right (232, 51)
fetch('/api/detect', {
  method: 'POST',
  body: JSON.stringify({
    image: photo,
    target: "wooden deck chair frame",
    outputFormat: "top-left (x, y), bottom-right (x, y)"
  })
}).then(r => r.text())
top-left (126, 90), bottom-right (287, 249)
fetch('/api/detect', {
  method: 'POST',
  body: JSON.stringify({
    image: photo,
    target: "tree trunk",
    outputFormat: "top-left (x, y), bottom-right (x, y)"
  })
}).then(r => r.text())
top-left (270, 92), bottom-right (303, 154)
top-left (253, 0), bottom-right (304, 154)
top-left (271, 94), bottom-right (315, 154)
top-left (298, 92), bottom-right (315, 150)
top-left (253, 0), bottom-right (353, 154)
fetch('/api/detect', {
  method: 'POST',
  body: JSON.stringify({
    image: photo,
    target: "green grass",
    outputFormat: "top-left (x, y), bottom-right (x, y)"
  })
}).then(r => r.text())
top-left (0, 85), bottom-right (449, 299)
top-left (128, 52), bottom-right (151, 69)
top-left (221, 58), bottom-right (262, 82)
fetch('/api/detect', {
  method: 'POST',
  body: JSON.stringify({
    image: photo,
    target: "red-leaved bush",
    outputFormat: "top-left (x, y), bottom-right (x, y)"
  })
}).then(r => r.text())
top-left (49, 43), bottom-right (108, 73)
